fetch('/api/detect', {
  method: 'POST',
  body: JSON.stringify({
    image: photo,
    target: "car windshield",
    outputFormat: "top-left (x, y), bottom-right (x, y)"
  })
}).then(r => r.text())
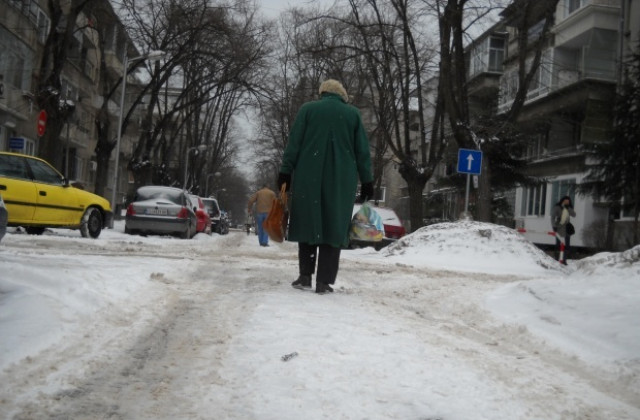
top-left (136, 188), bottom-right (183, 205)
top-left (202, 199), bottom-right (220, 213)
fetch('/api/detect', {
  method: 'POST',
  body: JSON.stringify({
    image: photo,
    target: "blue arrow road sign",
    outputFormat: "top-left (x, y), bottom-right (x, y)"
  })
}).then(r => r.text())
top-left (457, 148), bottom-right (483, 175)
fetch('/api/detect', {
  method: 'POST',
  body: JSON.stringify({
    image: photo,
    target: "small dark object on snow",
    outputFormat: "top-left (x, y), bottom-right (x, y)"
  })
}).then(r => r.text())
top-left (478, 229), bottom-right (492, 239)
top-left (281, 352), bottom-right (298, 362)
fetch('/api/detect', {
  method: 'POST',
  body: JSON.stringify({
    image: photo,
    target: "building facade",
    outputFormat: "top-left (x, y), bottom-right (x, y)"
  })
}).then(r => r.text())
top-left (0, 0), bottom-right (137, 203)
top-left (456, 0), bottom-right (639, 250)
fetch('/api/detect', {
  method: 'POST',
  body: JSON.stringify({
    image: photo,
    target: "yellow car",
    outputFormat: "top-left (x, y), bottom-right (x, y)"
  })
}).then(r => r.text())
top-left (0, 152), bottom-right (113, 238)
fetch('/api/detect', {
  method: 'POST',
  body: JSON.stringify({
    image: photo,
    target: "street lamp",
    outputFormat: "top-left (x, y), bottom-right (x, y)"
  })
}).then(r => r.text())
top-left (110, 50), bottom-right (165, 225)
top-left (205, 172), bottom-right (221, 197)
top-left (183, 145), bottom-right (208, 190)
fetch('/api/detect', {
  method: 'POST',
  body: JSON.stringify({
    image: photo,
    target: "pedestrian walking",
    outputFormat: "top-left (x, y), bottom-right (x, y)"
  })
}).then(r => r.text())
top-left (551, 195), bottom-right (577, 265)
top-left (248, 185), bottom-right (276, 246)
top-left (278, 79), bottom-right (374, 294)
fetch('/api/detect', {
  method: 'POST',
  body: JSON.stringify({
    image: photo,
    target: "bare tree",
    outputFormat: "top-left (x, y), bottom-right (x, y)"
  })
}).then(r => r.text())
top-left (335, 0), bottom-right (444, 231)
top-left (435, 0), bottom-right (559, 221)
top-left (110, 0), bottom-right (270, 198)
top-left (36, 0), bottom-right (100, 170)
top-left (251, 8), bottom-right (335, 184)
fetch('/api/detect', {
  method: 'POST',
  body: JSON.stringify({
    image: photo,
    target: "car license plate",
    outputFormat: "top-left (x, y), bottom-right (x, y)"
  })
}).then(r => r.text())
top-left (146, 208), bottom-right (168, 215)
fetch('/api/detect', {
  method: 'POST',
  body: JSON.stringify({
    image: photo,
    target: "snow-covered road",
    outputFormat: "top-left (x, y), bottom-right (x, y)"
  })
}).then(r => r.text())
top-left (1, 226), bottom-right (638, 419)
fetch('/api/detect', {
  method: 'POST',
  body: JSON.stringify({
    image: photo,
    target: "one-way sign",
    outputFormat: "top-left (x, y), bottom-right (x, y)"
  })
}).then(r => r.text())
top-left (457, 148), bottom-right (483, 175)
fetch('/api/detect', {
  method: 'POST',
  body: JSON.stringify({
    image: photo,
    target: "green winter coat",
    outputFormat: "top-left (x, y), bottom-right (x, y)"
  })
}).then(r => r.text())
top-left (280, 93), bottom-right (373, 248)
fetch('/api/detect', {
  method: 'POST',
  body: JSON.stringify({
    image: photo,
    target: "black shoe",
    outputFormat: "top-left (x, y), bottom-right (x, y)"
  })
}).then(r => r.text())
top-left (315, 282), bottom-right (334, 294)
top-left (291, 275), bottom-right (312, 289)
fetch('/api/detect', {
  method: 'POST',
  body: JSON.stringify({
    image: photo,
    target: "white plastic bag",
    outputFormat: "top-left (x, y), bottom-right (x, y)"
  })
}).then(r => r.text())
top-left (350, 202), bottom-right (384, 242)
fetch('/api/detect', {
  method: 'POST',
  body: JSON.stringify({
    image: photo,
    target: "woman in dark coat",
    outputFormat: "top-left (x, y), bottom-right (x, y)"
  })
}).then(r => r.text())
top-left (551, 195), bottom-right (576, 264)
top-left (278, 79), bottom-right (374, 294)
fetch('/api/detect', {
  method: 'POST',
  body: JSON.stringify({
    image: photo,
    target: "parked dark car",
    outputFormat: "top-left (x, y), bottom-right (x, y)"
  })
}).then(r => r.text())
top-left (0, 152), bottom-right (112, 238)
top-left (125, 186), bottom-right (197, 239)
top-left (0, 194), bottom-right (7, 243)
top-left (202, 197), bottom-right (228, 235)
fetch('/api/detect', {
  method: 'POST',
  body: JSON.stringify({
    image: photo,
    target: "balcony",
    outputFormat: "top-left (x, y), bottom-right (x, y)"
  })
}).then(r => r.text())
top-left (554, 1), bottom-right (620, 49)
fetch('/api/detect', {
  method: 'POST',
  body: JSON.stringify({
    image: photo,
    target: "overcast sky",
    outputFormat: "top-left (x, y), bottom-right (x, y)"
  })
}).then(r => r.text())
top-left (259, 0), bottom-right (336, 18)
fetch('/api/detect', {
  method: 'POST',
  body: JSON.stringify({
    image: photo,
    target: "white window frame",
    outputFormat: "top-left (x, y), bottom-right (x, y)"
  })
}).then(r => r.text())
top-left (521, 184), bottom-right (547, 217)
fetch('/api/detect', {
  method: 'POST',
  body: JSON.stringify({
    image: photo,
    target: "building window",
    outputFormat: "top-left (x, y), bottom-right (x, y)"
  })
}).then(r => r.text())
top-left (37, 10), bottom-right (50, 44)
top-left (24, 138), bottom-right (35, 156)
top-left (524, 132), bottom-right (547, 160)
top-left (551, 179), bottom-right (576, 206)
top-left (567, 0), bottom-right (583, 15)
top-left (498, 49), bottom-right (552, 110)
top-left (470, 36), bottom-right (506, 77)
top-left (521, 184), bottom-right (547, 216)
top-left (470, 39), bottom-right (488, 77)
top-left (488, 37), bottom-right (505, 72)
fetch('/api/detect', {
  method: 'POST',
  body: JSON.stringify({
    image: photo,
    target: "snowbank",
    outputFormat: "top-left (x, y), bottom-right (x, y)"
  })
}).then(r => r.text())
top-left (379, 220), bottom-right (566, 276)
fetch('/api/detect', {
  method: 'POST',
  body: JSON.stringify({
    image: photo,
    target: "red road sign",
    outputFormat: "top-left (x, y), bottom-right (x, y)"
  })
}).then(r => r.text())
top-left (37, 110), bottom-right (47, 137)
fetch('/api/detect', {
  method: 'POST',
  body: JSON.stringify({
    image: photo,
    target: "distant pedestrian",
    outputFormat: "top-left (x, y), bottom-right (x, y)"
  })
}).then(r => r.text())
top-left (248, 185), bottom-right (276, 246)
top-left (278, 79), bottom-right (373, 294)
top-left (551, 195), bottom-right (576, 265)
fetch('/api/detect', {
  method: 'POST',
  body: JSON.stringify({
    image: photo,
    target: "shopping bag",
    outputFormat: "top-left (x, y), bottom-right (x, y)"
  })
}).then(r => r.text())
top-left (566, 222), bottom-right (575, 236)
top-left (262, 183), bottom-right (289, 243)
top-left (349, 202), bottom-right (384, 242)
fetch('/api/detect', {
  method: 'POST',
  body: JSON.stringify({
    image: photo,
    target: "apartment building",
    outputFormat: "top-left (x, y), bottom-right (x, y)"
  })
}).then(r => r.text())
top-left (461, 0), bottom-right (638, 250)
top-left (0, 0), bottom-right (49, 156)
top-left (0, 0), bottom-right (137, 202)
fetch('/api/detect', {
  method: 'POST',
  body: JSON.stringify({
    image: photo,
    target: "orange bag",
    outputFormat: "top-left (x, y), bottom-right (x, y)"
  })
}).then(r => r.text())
top-left (262, 183), bottom-right (289, 243)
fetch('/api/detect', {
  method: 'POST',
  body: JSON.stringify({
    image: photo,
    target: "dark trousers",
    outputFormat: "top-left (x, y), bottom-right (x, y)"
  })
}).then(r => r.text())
top-left (298, 242), bottom-right (341, 285)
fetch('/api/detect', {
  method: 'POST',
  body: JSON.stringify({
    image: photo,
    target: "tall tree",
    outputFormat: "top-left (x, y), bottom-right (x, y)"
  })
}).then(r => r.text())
top-left (341, 0), bottom-right (444, 231)
top-left (436, 0), bottom-right (559, 221)
top-left (36, 0), bottom-right (98, 170)
top-left (112, 0), bottom-right (270, 198)
top-left (579, 45), bottom-right (640, 248)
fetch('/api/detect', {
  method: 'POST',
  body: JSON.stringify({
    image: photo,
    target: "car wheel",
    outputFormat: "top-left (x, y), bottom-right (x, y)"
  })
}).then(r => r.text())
top-left (25, 227), bottom-right (46, 235)
top-left (80, 207), bottom-right (103, 238)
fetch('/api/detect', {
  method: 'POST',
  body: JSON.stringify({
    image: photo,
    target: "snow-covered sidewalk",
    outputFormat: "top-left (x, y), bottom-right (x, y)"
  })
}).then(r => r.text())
top-left (0, 221), bottom-right (638, 419)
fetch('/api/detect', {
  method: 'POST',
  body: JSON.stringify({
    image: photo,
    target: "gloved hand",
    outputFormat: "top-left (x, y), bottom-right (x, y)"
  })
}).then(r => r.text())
top-left (278, 172), bottom-right (291, 192)
top-left (357, 182), bottom-right (374, 204)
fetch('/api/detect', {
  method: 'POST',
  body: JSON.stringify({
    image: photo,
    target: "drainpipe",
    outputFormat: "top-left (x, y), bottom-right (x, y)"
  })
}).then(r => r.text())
top-left (617, 0), bottom-right (626, 86)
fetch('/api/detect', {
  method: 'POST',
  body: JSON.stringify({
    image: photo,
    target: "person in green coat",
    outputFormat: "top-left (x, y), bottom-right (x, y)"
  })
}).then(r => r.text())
top-left (278, 79), bottom-right (374, 294)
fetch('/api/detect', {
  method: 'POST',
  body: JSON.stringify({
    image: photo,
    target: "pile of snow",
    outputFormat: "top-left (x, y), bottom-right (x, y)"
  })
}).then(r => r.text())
top-left (574, 244), bottom-right (640, 275)
top-left (487, 244), bottom-right (640, 370)
top-left (380, 220), bottom-right (565, 276)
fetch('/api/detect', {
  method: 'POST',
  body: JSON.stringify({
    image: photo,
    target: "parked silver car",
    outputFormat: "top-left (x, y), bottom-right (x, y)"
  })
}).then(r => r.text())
top-left (125, 186), bottom-right (197, 239)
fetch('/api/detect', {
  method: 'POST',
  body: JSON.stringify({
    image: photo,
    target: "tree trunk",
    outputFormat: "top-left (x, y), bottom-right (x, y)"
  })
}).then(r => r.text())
top-left (407, 177), bottom-right (425, 233)
top-left (40, 115), bottom-right (66, 171)
top-left (93, 151), bottom-right (112, 198)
